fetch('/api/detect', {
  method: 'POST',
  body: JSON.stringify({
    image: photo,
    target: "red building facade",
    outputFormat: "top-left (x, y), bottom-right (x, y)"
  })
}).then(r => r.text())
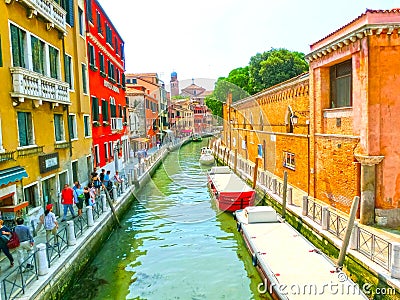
top-left (85, 0), bottom-right (127, 171)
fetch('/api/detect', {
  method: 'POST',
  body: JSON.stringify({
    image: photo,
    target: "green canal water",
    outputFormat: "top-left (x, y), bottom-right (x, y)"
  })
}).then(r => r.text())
top-left (66, 141), bottom-right (269, 300)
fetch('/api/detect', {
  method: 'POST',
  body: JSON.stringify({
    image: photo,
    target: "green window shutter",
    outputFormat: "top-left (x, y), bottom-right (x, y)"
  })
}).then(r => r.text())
top-left (10, 25), bottom-right (25, 68)
top-left (49, 46), bottom-right (59, 79)
top-left (92, 96), bottom-right (99, 121)
top-left (54, 114), bottom-right (63, 141)
top-left (67, 0), bottom-right (74, 26)
top-left (64, 55), bottom-right (72, 89)
top-left (82, 64), bottom-right (87, 93)
top-left (102, 100), bottom-right (109, 121)
top-left (17, 112), bottom-right (28, 146)
top-left (31, 36), bottom-right (44, 74)
top-left (86, 0), bottom-right (93, 22)
top-left (99, 52), bottom-right (104, 72)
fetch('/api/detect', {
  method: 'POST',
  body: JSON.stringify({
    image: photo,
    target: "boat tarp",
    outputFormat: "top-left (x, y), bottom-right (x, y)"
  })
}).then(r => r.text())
top-left (209, 172), bottom-right (254, 193)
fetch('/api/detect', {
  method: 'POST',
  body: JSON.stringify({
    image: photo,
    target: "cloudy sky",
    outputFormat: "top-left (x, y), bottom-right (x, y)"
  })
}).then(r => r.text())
top-left (97, 0), bottom-right (399, 89)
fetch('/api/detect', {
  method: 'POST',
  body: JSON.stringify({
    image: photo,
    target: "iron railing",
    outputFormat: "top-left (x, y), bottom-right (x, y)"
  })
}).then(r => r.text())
top-left (306, 198), bottom-right (322, 225)
top-left (327, 210), bottom-right (347, 240)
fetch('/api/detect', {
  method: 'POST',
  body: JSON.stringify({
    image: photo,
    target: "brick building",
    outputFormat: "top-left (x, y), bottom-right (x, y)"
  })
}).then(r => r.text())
top-left (224, 9), bottom-right (400, 227)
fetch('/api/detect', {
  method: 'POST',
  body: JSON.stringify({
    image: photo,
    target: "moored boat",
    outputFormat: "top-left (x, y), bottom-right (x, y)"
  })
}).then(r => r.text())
top-left (207, 166), bottom-right (255, 212)
top-left (191, 133), bottom-right (202, 142)
top-left (199, 147), bottom-right (215, 165)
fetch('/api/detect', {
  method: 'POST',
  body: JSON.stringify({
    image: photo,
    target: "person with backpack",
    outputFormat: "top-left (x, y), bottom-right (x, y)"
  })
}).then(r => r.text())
top-left (74, 184), bottom-right (85, 216)
top-left (61, 184), bottom-right (77, 222)
top-left (44, 204), bottom-right (58, 244)
top-left (92, 172), bottom-right (101, 195)
top-left (0, 219), bottom-right (14, 267)
top-left (15, 218), bottom-right (34, 268)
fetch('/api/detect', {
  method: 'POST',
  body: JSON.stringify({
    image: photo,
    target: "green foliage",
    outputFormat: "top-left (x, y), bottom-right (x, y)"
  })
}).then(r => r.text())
top-left (249, 48), bottom-right (308, 94)
top-left (171, 95), bottom-right (189, 100)
top-left (205, 94), bottom-right (223, 120)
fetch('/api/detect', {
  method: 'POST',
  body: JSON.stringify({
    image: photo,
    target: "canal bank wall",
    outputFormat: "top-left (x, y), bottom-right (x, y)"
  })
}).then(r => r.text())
top-left (213, 144), bottom-right (400, 299)
top-left (11, 141), bottom-right (183, 300)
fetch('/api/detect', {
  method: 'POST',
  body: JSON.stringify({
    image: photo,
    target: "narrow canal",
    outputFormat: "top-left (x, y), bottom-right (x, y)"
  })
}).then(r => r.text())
top-left (66, 140), bottom-right (269, 300)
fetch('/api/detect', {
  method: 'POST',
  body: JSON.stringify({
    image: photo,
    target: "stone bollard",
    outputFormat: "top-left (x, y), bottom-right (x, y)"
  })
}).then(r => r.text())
top-left (101, 194), bottom-right (108, 211)
top-left (391, 243), bottom-right (400, 279)
top-left (37, 243), bottom-right (49, 276)
top-left (350, 222), bottom-right (359, 250)
top-left (67, 220), bottom-right (76, 246)
top-left (121, 180), bottom-right (125, 193)
top-left (134, 167), bottom-right (138, 181)
top-left (127, 173), bottom-right (132, 185)
top-left (302, 195), bottom-right (308, 216)
top-left (272, 178), bottom-right (277, 194)
top-left (287, 187), bottom-right (293, 205)
top-left (86, 206), bottom-right (94, 227)
top-left (112, 186), bottom-right (118, 200)
top-left (322, 206), bottom-right (329, 230)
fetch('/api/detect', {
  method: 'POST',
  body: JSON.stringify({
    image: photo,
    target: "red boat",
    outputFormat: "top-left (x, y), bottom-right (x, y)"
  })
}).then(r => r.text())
top-left (208, 166), bottom-right (255, 212)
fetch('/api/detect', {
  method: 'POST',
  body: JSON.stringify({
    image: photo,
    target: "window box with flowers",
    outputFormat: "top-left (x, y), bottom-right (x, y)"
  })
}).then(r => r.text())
top-left (103, 121), bottom-right (110, 126)
top-left (123, 121), bottom-right (128, 126)
top-left (92, 120), bottom-right (101, 127)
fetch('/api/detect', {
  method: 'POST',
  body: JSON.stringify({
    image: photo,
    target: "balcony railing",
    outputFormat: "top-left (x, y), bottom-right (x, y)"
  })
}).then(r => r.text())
top-left (54, 141), bottom-right (72, 149)
top-left (0, 151), bottom-right (15, 162)
top-left (17, 145), bottom-right (44, 157)
top-left (18, 0), bottom-right (67, 34)
top-left (111, 118), bottom-right (123, 131)
top-left (10, 67), bottom-right (70, 105)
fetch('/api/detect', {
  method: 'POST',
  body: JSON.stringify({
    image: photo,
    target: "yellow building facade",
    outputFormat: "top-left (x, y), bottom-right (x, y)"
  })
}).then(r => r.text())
top-left (0, 0), bottom-right (92, 224)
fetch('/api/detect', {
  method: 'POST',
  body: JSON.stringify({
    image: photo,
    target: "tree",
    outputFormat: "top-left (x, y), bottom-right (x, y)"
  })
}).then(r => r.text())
top-left (249, 48), bottom-right (308, 94)
top-left (205, 94), bottom-right (223, 120)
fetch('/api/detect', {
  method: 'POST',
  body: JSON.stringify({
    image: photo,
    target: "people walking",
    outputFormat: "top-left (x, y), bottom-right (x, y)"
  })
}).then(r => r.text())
top-left (14, 217), bottom-right (34, 267)
top-left (0, 219), bottom-right (14, 267)
top-left (92, 172), bottom-right (101, 195)
top-left (61, 184), bottom-right (77, 221)
top-left (74, 184), bottom-right (85, 216)
top-left (113, 171), bottom-right (123, 194)
top-left (44, 204), bottom-right (58, 244)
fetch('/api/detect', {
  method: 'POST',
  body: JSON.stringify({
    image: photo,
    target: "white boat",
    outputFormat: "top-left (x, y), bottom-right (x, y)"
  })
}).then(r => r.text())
top-left (199, 147), bottom-right (215, 165)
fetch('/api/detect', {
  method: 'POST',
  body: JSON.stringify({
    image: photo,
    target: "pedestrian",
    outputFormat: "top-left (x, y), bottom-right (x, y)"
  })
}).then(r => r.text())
top-left (83, 186), bottom-right (91, 207)
top-left (61, 184), bottom-right (77, 221)
top-left (89, 183), bottom-right (96, 206)
top-left (0, 219), bottom-right (14, 267)
top-left (113, 171), bottom-right (123, 193)
top-left (44, 204), bottom-right (58, 244)
top-left (92, 172), bottom-right (101, 195)
top-left (99, 169), bottom-right (105, 183)
top-left (103, 170), bottom-right (111, 188)
top-left (14, 217), bottom-right (34, 268)
top-left (72, 181), bottom-right (79, 192)
top-left (74, 184), bottom-right (85, 216)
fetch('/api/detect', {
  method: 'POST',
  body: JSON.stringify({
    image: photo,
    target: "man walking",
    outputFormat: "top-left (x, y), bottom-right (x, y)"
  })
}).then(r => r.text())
top-left (61, 184), bottom-right (76, 221)
top-left (14, 218), bottom-right (34, 268)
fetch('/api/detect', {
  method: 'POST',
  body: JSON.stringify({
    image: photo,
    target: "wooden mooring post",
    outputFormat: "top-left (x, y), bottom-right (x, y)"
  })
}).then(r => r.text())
top-left (282, 171), bottom-right (288, 219)
top-left (252, 157), bottom-right (260, 189)
top-left (234, 149), bottom-right (238, 173)
top-left (103, 185), bottom-right (122, 228)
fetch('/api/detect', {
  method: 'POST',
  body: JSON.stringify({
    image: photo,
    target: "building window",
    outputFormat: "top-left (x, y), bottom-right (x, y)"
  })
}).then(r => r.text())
top-left (81, 63), bottom-right (88, 94)
top-left (115, 37), bottom-right (118, 55)
top-left (24, 184), bottom-right (39, 208)
top-left (17, 112), bottom-right (34, 147)
top-left (10, 24), bottom-right (26, 68)
top-left (78, 7), bottom-right (84, 36)
top-left (109, 142), bottom-right (113, 160)
top-left (92, 96), bottom-right (99, 121)
top-left (31, 36), bottom-right (45, 75)
top-left (110, 97), bottom-right (116, 118)
top-left (105, 23), bottom-right (113, 46)
top-left (283, 151), bottom-right (295, 170)
top-left (88, 44), bottom-right (96, 70)
top-left (72, 160), bottom-right (78, 183)
top-left (99, 52), bottom-right (105, 74)
top-left (120, 43), bottom-right (124, 60)
top-left (102, 99), bottom-right (109, 122)
top-left (54, 114), bottom-right (65, 142)
top-left (96, 11), bottom-right (102, 35)
top-left (68, 114), bottom-right (77, 140)
top-left (48, 46), bottom-right (59, 79)
top-left (84, 115), bottom-right (91, 137)
top-left (330, 59), bottom-right (352, 108)
top-left (104, 142), bottom-right (108, 160)
top-left (64, 54), bottom-right (73, 89)
top-left (94, 144), bottom-right (99, 166)
top-left (86, 0), bottom-right (93, 23)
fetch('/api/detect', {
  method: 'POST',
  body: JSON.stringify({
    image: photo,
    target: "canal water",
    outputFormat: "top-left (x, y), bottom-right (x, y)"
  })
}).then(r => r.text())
top-left (66, 140), bottom-right (269, 300)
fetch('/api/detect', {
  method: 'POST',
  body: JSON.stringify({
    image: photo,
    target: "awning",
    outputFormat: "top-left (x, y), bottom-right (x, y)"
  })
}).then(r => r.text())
top-left (0, 166), bottom-right (28, 186)
top-left (131, 137), bottom-right (149, 142)
top-left (181, 129), bottom-right (193, 133)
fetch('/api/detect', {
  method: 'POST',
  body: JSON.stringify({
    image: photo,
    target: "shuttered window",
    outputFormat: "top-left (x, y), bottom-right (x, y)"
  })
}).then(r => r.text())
top-left (31, 36), bottom-right (45, 74)
top-left (96, 11), bottom-right (102, 34)
top-left (65, 0), bottom-right (74, 26)
top-left (102, 99), bottom-right (109, 122)
top-left (92, 97), bottom-right (99, 121)
top-left (17, 112), bottom-right (34, 146)
top-left (49, 46), bottom-right (59, 79)
top-left (54, 114), bottom-right (64, 142)
top-left (86, 0), bottom-right (93, 23)
top-left (81, 63), bottom-right (88, 94)
top-left (10, 24), bottom-right (26, 68)
top-left (64, 54), bottom-right (73, 89)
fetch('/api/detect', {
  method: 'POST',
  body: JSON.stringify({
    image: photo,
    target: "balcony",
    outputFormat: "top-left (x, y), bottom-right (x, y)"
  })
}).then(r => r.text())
top-left (12, 0), bottom-right (67, 34)
top-left (17, 145), bottom-right (44, 157)
top-left (10, 67), bottom-right (70, 106)
top-left (54, 141), bottom-right (72, 149)
top-left (111, 118), bottom-right (123, 131)
top-left (0, 151), bottom-right (16, 162)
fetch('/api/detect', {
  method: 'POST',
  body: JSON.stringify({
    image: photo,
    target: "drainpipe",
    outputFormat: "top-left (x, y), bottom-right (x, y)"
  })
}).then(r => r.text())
top-left (61, 36), bottom-right (73, 157)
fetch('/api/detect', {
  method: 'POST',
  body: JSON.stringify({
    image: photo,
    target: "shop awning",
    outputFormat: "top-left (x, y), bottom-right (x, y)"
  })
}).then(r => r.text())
top-left (181, 129), bottom-right (193, 133)
top-left (131, 137), bottom-right (150, 142)
top-left (0, 166), bottom-right (28, 186)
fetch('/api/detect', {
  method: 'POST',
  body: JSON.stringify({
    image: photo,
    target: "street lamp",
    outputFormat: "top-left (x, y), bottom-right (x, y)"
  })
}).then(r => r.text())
top-left (291, 114), bottom-right (299, 126)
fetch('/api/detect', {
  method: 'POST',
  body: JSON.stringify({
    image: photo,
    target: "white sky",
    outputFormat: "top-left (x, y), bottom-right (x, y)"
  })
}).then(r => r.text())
top-left (97, 0), bottom-right (399, 90)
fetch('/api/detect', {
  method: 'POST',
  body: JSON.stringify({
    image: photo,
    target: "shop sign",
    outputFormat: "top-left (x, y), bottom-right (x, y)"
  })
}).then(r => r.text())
top-left (39, 153), bottom-right (59, 173)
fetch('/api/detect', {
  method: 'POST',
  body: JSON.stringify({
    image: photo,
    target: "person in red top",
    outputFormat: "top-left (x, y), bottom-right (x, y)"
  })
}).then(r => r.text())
top-left (61, 184), bottom-right (77, 222)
